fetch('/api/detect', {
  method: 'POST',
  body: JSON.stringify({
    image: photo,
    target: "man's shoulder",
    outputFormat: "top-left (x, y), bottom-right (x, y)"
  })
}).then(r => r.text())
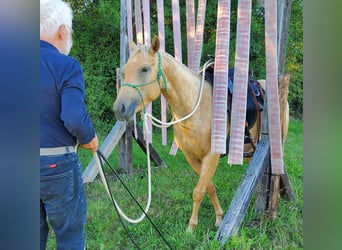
top-left (40, 41), bottom-right (80, 66)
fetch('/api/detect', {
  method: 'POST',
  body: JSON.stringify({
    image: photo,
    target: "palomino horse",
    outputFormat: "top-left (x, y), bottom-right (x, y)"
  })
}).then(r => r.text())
top-left (114, 36), bottom-right (263, 232)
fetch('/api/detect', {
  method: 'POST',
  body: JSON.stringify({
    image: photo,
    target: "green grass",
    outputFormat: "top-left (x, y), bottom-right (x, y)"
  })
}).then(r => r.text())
top-left (46, 118), bottom-right (303, 249)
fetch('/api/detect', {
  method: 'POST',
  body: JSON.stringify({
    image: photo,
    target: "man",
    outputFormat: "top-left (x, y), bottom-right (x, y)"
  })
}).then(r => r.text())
top-left (40, 0), bottom-right (98, 249)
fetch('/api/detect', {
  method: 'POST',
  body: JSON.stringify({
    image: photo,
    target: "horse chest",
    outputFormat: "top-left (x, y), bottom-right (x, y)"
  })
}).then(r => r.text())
top-left (174, 124), bottom-right (210, 156)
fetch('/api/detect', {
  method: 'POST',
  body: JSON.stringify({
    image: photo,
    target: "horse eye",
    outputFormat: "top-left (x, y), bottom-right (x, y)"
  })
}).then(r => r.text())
top-left (141, 67), bottom-right (150, 73)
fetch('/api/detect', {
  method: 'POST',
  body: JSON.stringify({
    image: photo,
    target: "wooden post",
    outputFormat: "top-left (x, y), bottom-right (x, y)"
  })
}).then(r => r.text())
top-left (254, 75), bottom-right (294, 216)
top-left (254, 93), bottom-right (271, 213)
top-left (133, 126), bottom-right (167, 168)
top-left (118, 0), bottom-right (133, 175)
top-left (277, 0), bottom-right (292, 76)
top-left (278, 74), bottom-right (295, 201)
top-left (267, 0), bottom-right (294, 216)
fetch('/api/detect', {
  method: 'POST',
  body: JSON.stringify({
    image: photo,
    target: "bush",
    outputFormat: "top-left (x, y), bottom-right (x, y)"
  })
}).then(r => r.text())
top-left (69, 0), bottom-right (121, 135)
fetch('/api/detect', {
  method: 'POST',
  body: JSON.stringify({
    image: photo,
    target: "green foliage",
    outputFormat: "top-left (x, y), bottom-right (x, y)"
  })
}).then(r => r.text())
top-left (68, 0), bottom-right (121, 135)
top-left (285, 0), bottom-right (303, 117)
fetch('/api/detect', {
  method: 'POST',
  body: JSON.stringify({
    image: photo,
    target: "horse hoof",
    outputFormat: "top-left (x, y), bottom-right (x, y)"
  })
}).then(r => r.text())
top-left (215, 218), bottom-right (222, 227)
top-left (186, 225), bottom-right (194, 233)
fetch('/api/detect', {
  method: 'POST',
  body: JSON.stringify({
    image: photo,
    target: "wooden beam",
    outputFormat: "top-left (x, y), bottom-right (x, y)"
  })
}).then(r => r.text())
top-left (279, 165), bottom-right (295, 201)
top-left (215, 140), bottom-right (270, 246)
top-left (117, 0), bottom-right (133, 175)
top-left (277, 0), bottom-right (292, 76)
top-left (118, 121), bottom-right (133, 175)
top-left (82, 121), bottom-right (126, 183)
top-left (134, 126), bottom-right (167, 168)
top-left (267, 174), bottom-right (281, 218)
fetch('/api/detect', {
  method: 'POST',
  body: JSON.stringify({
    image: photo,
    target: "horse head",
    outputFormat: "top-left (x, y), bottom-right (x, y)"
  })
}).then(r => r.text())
top-left (113, 36), bottom-right (164, 121)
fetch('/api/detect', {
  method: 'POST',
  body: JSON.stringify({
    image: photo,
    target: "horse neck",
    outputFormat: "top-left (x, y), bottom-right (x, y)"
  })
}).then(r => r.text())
top-left (160, 52), bottom-right (204, 119)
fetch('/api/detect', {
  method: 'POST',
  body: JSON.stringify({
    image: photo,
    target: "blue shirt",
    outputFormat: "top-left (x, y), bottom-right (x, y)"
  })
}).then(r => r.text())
top-left (40, 40), bottom-right (95, 147)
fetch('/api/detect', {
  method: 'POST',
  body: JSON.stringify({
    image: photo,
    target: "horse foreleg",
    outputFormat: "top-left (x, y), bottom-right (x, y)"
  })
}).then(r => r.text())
top-left (186, 153), bottom-right (221, 232)
top-left (187, 187), bottom-right (205, 233)
top-left (206, 181), bottom-right (223, 227)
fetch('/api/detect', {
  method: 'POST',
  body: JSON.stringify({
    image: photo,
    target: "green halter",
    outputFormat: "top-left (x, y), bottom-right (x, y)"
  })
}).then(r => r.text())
top-left (121, 52), bottom-right (168, 112)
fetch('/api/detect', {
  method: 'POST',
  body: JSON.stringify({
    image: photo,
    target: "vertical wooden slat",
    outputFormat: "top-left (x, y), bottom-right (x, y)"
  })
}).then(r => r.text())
top-left (265, 0), bottom-right (284, 174)
top-left (127, 0), bottom-right (138, 139)
top-left (169, 0), bottom-right (182, 155)
top-left (142, 0), bottom-right (150, 44)
top-left (192, 0), bottom-right (207, 73)
top-left (277, 0), bottom-right (292, 76)
top-left (228, 0), bottom-right (252, 165)
top-left (134, 0), bottom-right (143, 45)
top-left (186, 0), bottom-right (196, 71)
top-left (142, 0), bottom-right (152, 143)
top-left (126, 0), bottom-right (133, 42)
top-left (211, 0), bottom-right (231, 154)
top-left (172, 0), bottom-right (182, 63)
top-left (157, 0), bottom-right (167, 146)
top-left (118, 0), bottom-right (133, 174)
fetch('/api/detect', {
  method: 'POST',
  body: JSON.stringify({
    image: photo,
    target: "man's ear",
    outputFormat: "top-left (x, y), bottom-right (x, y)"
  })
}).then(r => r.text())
top-left (57, 25), bottom-right (67, 41)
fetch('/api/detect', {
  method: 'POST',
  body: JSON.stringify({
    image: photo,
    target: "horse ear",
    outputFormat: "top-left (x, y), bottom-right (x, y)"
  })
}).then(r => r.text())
top-left (149, 36), bottom-right (160, 55)
top-left (129, 41), bottom-right (137, 53)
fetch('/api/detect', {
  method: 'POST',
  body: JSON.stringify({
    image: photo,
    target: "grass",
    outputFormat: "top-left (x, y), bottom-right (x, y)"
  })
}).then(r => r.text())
top-left (46, 118), bottom-right (303, 249)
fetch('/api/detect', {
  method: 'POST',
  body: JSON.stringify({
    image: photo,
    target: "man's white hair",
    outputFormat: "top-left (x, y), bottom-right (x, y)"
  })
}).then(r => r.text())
top-left (40, 0), bottom-right (73, 36)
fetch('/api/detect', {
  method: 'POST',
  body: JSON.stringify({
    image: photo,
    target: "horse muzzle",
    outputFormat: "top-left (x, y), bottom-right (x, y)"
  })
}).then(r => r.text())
top-left (113, 99), bottom-right (138, 121)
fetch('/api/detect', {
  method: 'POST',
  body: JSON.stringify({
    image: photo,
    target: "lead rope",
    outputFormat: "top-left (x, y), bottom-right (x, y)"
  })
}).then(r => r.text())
top-left (95, 150), bottom-right (173, 249)
top-left (93, 149), bottom-right (152, 224)
top-left (144, 58), bottom-right (214, 128)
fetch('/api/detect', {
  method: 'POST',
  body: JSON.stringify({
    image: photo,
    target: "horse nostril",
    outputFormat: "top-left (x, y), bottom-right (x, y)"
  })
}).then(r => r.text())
top-left (120, 104), bottom-right (125, 114)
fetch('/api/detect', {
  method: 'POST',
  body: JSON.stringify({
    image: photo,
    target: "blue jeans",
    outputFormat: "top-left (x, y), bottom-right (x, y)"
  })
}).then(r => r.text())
top-left (40, 152), bottom-right (86, 250)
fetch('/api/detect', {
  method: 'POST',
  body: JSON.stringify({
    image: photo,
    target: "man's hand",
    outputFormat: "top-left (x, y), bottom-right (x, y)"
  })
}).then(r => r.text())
top-left (80, 134), bottom-right (98, 153)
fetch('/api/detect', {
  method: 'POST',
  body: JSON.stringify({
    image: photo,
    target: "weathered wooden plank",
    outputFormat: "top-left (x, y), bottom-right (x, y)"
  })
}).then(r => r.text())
top-left (228, 0), bottom-right (252, 164)
top-left (193, 0), bottom-right (207, 73)
top-left (265, 0), bottom-right (284, 175)
top-left (215, 139), bottom-right (270, 245)
top-left (255, 94), bottom-right (270, 213)
top-left (169, 0), bottom-right (182, 156)
top-left (142, 0), bottom-right (153, 143)
top-left (277, 0), bottom-right (292, 76)
top-left (118, 121), bottom-right (133, 175)
top-left (82, 121), bottom-right (126, 183)
top-left (134, 126), bottom-right (167, 168)
top-left (156, 0), bottom-right (167, 146)
top-left (255, 161), bottom-right (295, 215)
top-left (118, 2), bottom-right (133, 174)
top-left (279, 165), bottom-right (295, 201)
top-left (267, 174), bottom-right (280, 218)
top-left (134, 0), bottom-right (143, 44)
top-left (211, 0), bottom-right (231, 154)
top-left (255, 77), bottom-right (294, 214)
top-left (254, 162), bottom-right (271, 214)
top-left (185, 0), bottom-right (195, 70)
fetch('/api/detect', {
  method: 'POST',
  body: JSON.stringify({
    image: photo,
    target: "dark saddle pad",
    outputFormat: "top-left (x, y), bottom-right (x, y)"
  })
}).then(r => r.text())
top-left (202, 65), bottom-right (264, 129)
